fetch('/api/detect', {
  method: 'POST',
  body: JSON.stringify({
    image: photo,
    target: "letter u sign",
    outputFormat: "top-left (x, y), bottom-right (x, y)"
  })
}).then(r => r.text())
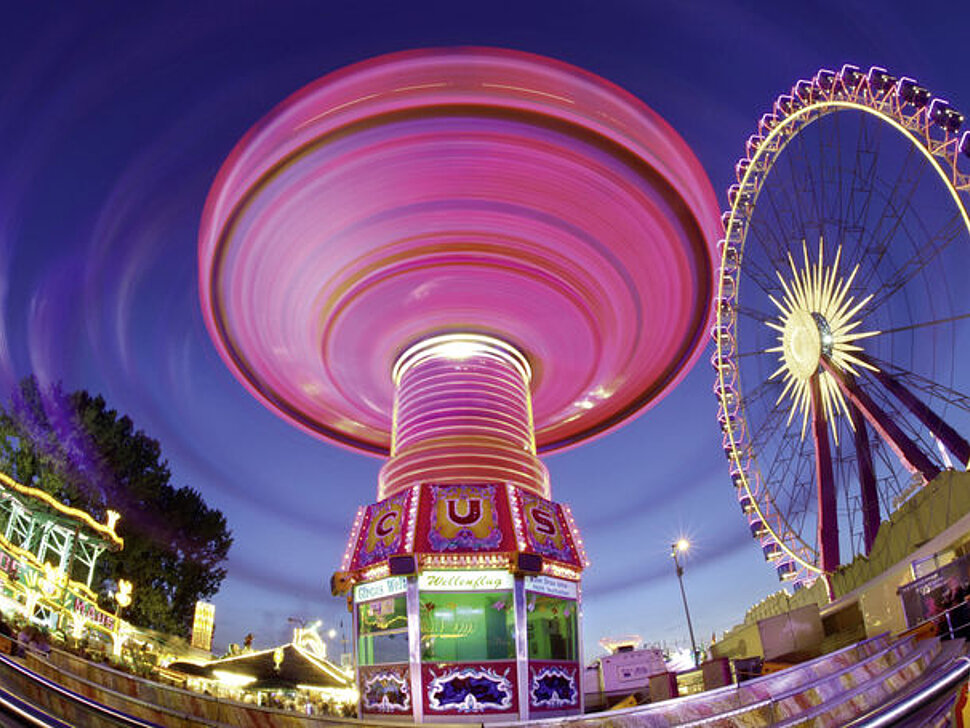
top-left (447, 498), bottom-right (482, 525)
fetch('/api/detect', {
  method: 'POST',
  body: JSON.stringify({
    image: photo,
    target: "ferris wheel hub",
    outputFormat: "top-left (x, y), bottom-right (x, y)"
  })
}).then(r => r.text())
top-left (766, 240), bottom-right (880, 439)
top-left (782, 309), bottom-right (823, 380)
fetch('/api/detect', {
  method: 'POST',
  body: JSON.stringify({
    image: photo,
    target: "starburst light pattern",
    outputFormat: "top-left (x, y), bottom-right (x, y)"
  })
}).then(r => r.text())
top-left (766, 240), bottom-right (880, 443)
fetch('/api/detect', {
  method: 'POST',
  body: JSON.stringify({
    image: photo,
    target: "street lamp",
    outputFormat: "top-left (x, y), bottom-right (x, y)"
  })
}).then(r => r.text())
top-left (671, 539), bottom-right (700, 667)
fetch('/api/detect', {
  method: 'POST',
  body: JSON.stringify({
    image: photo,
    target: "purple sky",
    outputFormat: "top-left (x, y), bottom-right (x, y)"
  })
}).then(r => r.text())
top-left (1, 1), bottom-right (967, 659)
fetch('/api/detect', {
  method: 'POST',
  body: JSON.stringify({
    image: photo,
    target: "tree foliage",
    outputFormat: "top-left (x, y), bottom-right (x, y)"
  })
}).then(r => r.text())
top-left (0, 377), bottom-right (232, 636)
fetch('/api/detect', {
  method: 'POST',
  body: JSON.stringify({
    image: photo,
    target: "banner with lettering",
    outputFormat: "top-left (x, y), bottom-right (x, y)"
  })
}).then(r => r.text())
top-left (0, 538), bottom-right (117, 633)
top-left (66, 595), bottom-right (117, 632)
top-left (415, 484), bottom-right (514, 554)
top-left (0, 549), bottom-right (21, 581)
top-left (351, 489), bottom-right (415, 570)
top-left (418, 570), bottom-right (514, 591)
top-left (516, 493), bottom-right (580, 567)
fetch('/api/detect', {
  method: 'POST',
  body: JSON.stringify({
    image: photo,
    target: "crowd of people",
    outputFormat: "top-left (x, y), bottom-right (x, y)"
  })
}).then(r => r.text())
top-left (240, 691), bottom-right (356, 716)
top-left (0, 614), bottom-right (50, 657)
top-left (0, 613), bottom-right (359, 719)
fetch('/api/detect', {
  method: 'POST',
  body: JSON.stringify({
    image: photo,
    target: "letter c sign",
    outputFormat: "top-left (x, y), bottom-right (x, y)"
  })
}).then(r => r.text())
top-left (375, 510), bottom-right (399, 537)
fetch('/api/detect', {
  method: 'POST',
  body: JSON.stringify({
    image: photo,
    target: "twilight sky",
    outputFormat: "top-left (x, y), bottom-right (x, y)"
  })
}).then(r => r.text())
top-left (1, 1), bottom-right (967, 660)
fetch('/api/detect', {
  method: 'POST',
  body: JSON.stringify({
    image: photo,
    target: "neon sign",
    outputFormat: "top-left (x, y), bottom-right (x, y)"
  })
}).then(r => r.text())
top-left (355, 576), bottom-right (408, 602)
top-left (419, 570), bottom-right (513, 591)
top-left (72, 597), bottom-right (116, 631)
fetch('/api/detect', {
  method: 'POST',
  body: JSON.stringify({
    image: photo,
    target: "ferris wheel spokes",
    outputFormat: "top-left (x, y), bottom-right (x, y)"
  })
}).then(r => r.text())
top-left (847, 402), bottom-right (880, 554)
top-left (803, 326), bottom-right (970, 565)
top-left (867, 363), bottom-right (970, 467)
top-left (810, 374), bottom-right (839, 571)
top-left (817, 357), bottom-right (940, 481)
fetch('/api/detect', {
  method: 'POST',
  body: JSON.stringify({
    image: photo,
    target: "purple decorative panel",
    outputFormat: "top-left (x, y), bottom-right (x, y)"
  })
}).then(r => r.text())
top-left (422, 661), bottom-right (518, 715)
top-left (528, 661), bottom-right (580, 712)
top-left (359, 664), bottom-right (411, 715)
top-left (351, 489), bottom-right (414, 569)
top-left (517, 492), bottom-right (580, 566)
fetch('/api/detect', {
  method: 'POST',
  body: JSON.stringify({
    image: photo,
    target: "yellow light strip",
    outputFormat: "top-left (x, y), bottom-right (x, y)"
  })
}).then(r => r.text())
top-left (292, 644), bottom-right (353, 683)
top-left (757, 100), bottom-right (970, 249)
top-left (0, 471), bottom-right (123, 548)
top-left (392, 333), bottom-right (532, 386)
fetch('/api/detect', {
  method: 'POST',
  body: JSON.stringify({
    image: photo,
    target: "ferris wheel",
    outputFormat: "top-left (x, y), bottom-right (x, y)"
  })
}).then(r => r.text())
top-left (714, 65), bottom-right (970, 587)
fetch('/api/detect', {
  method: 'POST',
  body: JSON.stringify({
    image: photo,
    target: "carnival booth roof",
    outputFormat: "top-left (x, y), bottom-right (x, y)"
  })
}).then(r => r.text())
top-left (0, 471), bottom-right (123, 550)
top-left (170, 643), bottom-right (351, 691)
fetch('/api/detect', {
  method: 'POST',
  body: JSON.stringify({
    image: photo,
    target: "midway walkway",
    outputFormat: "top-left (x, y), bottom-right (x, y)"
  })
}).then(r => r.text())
top-left (0, 632), bottom-right (966, 727)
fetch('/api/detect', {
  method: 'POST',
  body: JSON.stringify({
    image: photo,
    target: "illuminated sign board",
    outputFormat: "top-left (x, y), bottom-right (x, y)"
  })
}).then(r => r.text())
top-left (418, 570), bottom-right (513, 592)
top-left (0, 552), bottom-right (20, 580)
top-left (525, 575), bottom-right (578, 599)
top-left (354, 575), bottom-right (408, 602)
top-left (72, 597), bottom-right (116, 631)
top-left (191, 601), bottom-right (216, 651)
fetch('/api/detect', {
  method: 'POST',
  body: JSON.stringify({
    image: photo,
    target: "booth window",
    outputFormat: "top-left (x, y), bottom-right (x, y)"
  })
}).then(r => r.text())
top-left (358, 595), bottom-right (409, 665)
top-left (526, 594), bottom-right (577, 661)
top-left (420, 591), bottom-right (514, 662)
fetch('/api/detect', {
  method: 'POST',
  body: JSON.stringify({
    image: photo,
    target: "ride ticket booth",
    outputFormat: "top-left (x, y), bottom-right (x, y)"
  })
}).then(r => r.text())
top-left (335, 482), bottom-right (585, 722)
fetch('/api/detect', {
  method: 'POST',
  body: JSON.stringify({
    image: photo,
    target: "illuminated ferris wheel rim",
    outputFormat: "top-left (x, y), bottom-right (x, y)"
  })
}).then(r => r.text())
top-left (713, 65), bottom-right (970, 581)
top-left (199, 47), bottom-right (721, 456)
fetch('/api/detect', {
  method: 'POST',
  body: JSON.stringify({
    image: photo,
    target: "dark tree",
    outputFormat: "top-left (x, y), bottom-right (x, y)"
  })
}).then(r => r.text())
top-left (0, 377), bottom-right (232, 636)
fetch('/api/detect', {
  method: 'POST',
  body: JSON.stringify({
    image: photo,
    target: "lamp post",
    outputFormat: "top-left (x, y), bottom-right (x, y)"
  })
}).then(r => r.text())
top-left (113, 579), bottom-right (133, 619)
top-left (671, 539), bottom-right (700, 667)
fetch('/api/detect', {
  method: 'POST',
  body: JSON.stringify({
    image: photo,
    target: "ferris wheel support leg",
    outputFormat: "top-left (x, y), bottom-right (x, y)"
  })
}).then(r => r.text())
top-left (821, 359), bottom-right (941, 483)
top-left (868, 366), bottom-right (970, 470)
top-left (811, 375), bottom-right (840, 573)
top-left (849, 403), bottom-right (881, 554)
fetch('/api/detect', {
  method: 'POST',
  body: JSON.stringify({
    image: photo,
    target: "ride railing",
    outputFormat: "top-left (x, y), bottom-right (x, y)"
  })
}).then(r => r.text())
top-left (0, 639), bottom-right (160, 728)
top-left (845, 652), bottom-right (970, 727)
top-left (605, 632), bottom-right (964, 727)
top-left (898, 597), bottom-right (970, 644)
top-left (791, 605), bottom-right (970, 727)
top-left (0, 639), bottom-right (472, 728)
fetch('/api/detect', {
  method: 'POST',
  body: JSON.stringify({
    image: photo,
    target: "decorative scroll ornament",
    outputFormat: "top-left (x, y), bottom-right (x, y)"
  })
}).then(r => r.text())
top-left (363, 668), bottom-right (411, 712)
top-left (530, 665), bottom-right (578, 709)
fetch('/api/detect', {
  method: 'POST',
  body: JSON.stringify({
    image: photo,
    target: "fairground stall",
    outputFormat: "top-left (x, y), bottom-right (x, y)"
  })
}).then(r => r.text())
top-left (0, 471), bottom-right (128, 653)
top-left (199, 48), bottom-right (720, 721)
top-left (166, 622), bottom-right (355, 713)
top-left (343, 478), bottom-right (586, 720)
